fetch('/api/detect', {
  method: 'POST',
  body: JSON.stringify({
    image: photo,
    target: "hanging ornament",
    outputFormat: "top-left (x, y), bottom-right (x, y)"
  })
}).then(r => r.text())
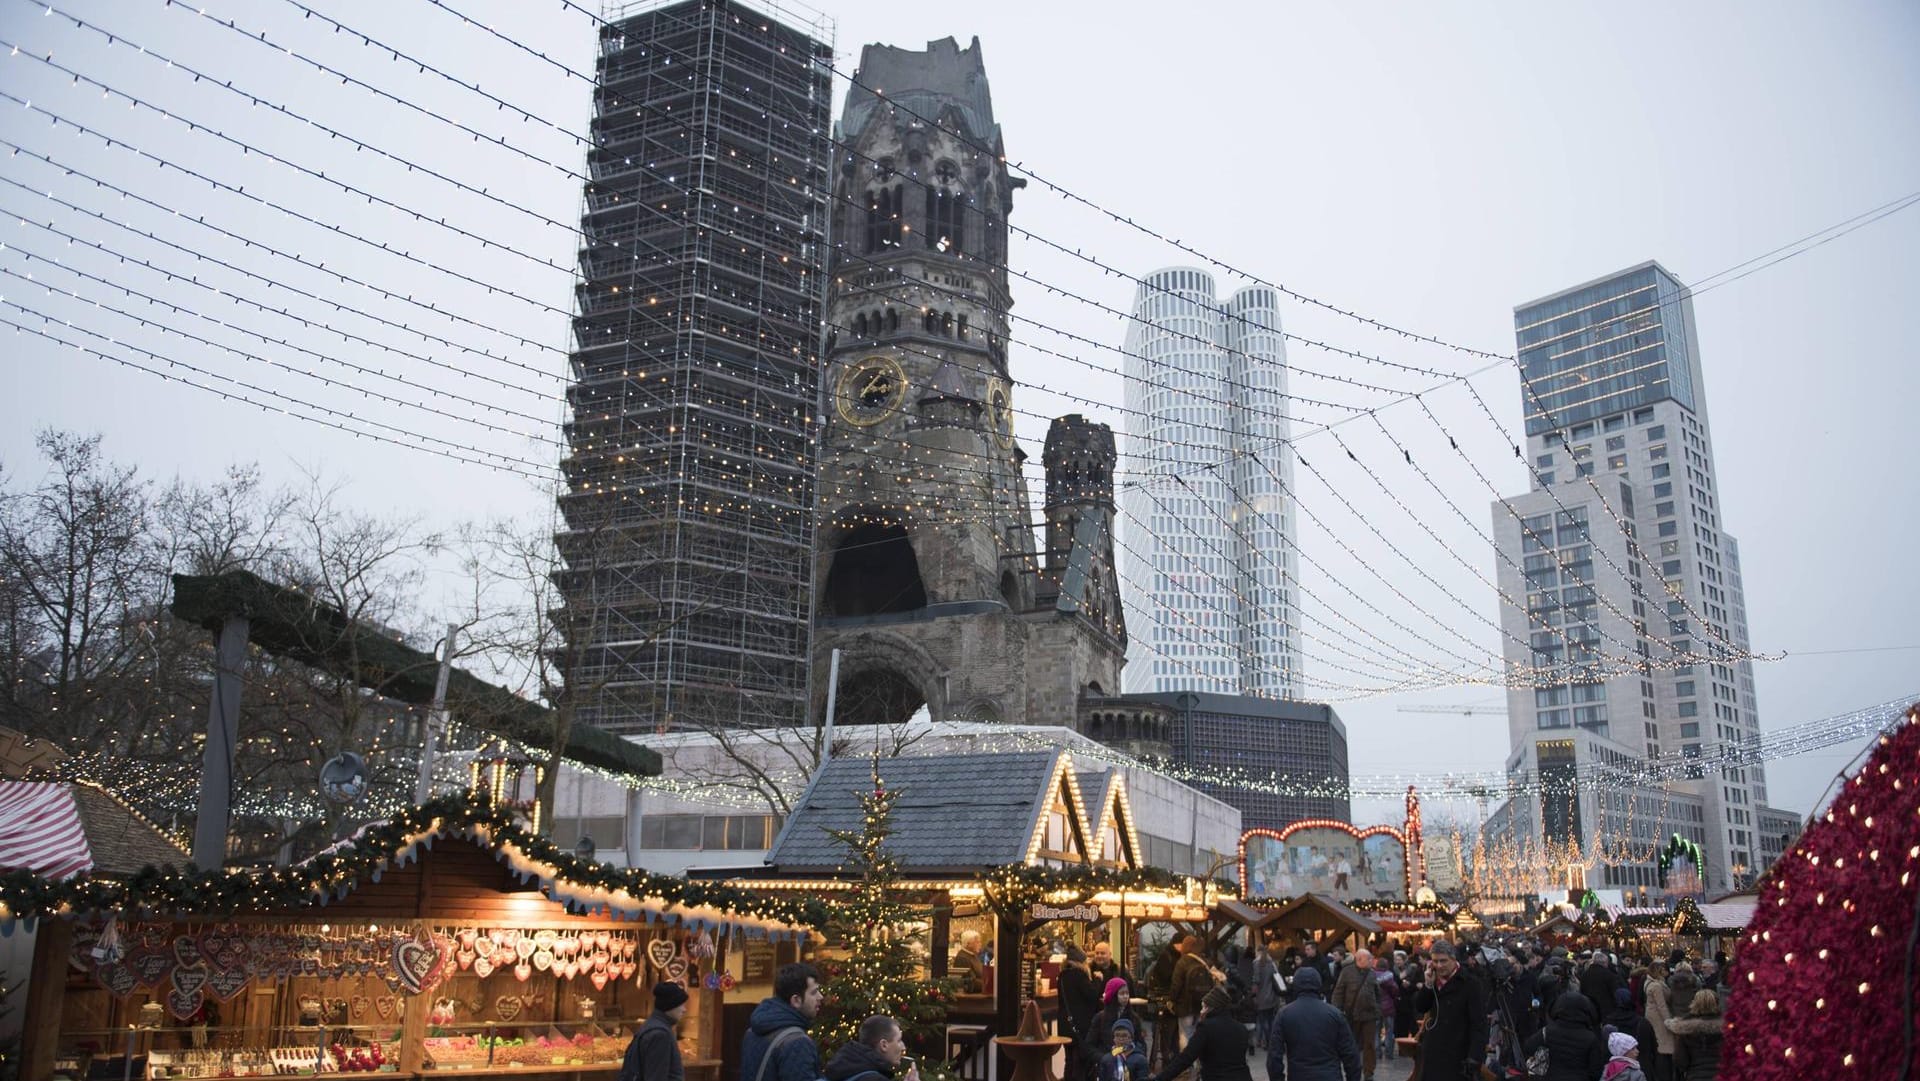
top-left (320, 752), bottom-right (370, 804)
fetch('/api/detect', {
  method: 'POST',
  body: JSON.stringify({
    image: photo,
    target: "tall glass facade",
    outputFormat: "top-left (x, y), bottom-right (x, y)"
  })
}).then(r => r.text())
top-left (1120, 268), bottom-right (1301, 698)
top-left (1514, 262), bottom-right (1700, 437)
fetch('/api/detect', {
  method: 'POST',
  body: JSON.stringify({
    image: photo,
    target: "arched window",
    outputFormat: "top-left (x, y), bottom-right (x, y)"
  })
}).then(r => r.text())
top-left (941, 312), bottom-right (954, 336)
top-left (923, 309), bottom-right (937, 334)
top-left (886, 308), bottom-right (899, 332)
top-left (863, 190), bottom-right (882, 254)
top-left (957, 314), bottom-right (969, 340)
top-left (853, 312), bottom-right (868, 337)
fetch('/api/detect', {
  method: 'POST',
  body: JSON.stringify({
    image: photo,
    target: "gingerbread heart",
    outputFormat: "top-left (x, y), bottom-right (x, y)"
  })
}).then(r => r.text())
top-left (495, 995), bottom-right (524, 1023)
top-left (513, 962), bottom-right (532, 982)
top-left (532, 950), bottom-right (552, 972)
top-left (167, 985), bottom-right (204, 1021)
top-left (130, 947), bottom-right (173, 988)
top-left (170, 965), bottom-right (209, 998)
top-left (646, 939), bottom-right (677, 970)
top-left (173, 936), bottom-right (204, 969)
top-left (456, 929), bottom-right (478, 951)
top-left (96, 962), bottom-right (136, 997)
top-left (456, 948), bottom-right (476, 971)
top-left (664, 958), bottom-right (687, 983)
top-left (207, 967), bottom-right (249, 1001)
top-left (474, 955), bottom-right (495, 980)
top-left (352, 996), bottom-right (371, 1019)
top-left (595, 931), bottom-right (611, 950)
top-left (514, 938), bottom-right (536, 962)
top-left (392, 935), bottom-right (448, 995)
top-left (374, 996), bottom-right (397, 1021)
top-left (590, 970), bottom-right (608, 991)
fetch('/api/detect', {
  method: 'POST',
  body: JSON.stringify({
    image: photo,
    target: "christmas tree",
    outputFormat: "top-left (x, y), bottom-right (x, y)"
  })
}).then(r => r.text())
top-left (815, 762), bottom-right (960, 1063)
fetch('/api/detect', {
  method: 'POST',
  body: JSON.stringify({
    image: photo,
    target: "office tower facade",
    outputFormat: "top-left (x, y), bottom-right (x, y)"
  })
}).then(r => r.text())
top-left (555, 0), bottom-right (834, 735)
top-left (1491, 261), bottom-right (1786, 895)
top-left (1120, 268), bottom-right (1301, 698)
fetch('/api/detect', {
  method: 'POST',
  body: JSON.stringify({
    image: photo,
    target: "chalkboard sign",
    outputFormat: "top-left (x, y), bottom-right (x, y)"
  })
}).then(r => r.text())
top-left (743, 940), bottom-right (776, 982)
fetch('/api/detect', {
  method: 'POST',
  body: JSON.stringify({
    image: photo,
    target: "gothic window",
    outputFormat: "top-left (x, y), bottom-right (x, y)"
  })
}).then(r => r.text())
top-left (923, 309), bottom-right (937, 334)
top-left (930, 162), bottom-right (964, 254)
top-left (957, 314), bottom-right (968, 340)
top-left (941, 311), bottom-right (954, 336)
top-left (853, 312), bottom-right (869, 337)
top-left (881, 186), bottom-right (904, 248)
top-left (863, 189), bottom-right (881, 254)
top-left (886, 308), bottom-right (899, 333)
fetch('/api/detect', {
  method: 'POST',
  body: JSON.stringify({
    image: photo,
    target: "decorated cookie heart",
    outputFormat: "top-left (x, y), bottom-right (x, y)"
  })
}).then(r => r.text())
top-left (495, 995), bottom-right (524, 1022)
top-left (375, 996), bottom-right (398, 1021)
top-left (514, 937), bottom-right (536, 962)
top-left (352, 996), bottom-right (371, 1019)
top-left (392, 935), bottom-right (448, 995)
top-left (646, 939), bottom-right (677, 970)
top-left (474, 955), bottom-right (495, 980)
top-left (166, 985), bottom-right (204, 1021)
top-left (664, 958), bottom-right (687, 983)
top-left (456, 948), bottom-right (476, 971)
top-left (456, 929), bottom-right (478, 951)
top-left (207, 967), bottom-right (249, 1001)
top-left (172, 935), bottom-right (204, 969)
top-left (513, 962), bottom-right (532, 982)
top-left (96, 962), bottom-right (136, 997)
top-left (590, 970), bottom-right (608, 991)
top-left (129, 947), bottom-right (173, 988)
top-left (170, 965), bottom-right (209, 998)
top-left (533, 929), bottom-right (557, 950)
top-left (532, 950), bottom-right (553, 972)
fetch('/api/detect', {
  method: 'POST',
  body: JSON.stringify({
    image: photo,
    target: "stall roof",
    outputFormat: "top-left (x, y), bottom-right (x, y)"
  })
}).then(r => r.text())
top-left (1261, 893), bottom-right (1384, 937)
top-left (0, 781), bottom-right (185, 880)
top-left (765, 752), bottom-right (1065, 874)
top-left (1694, 900), bottom-right (1757, 933)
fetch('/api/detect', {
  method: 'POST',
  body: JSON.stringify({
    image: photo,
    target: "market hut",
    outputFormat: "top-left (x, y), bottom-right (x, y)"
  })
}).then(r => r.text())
top-left (1256, 893), bottom-right (1383, 950)
top-left (711, 750), bottom-right (1216, 1070)
top-left (4, 798), bottom-right (813, 1081)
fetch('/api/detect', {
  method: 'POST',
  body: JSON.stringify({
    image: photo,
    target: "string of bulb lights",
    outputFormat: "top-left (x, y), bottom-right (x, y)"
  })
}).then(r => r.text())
top-left (0, 4), bottom-right (1861, 704)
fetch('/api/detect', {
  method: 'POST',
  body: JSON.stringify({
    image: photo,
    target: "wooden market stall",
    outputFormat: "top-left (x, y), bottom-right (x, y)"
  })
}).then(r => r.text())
top-left (704, 750), bottom-right (1217, 1080)
top-left (6, 799), bottom-right (813, 1081)
top-left (1255, 894), bottom-right (1382, 950)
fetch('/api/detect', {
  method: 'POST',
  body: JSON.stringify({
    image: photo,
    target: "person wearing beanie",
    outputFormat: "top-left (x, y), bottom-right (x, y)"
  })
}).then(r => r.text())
top-left (1602, 1033), bottom-right (1647, 1081)
top-left (622, 982), bottom-right (689, 1081)
top-left (1098, 1019), bottom-right (1149, 1081)
top-left (1085, 979), bottom-right (1144, 1072)
top-left (1265, 967), bottom-right (1360, 1081)
top-left (1150, 984), bottom-right (1252, 1081)
top-left (1665, 991), bottom-right (1724, 1081)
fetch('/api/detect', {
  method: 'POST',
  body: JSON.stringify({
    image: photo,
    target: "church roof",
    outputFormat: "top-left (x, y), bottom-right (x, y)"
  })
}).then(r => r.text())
top-left (920, 359), bottom-right (979, 403)
top-left (841, 36), bottom-right (998, 143)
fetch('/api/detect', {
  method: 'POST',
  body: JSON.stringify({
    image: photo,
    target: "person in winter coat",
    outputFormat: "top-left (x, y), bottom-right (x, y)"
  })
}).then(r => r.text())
top-left (1411, 943), bottom-right (1488, 1081)
top-left (1088, 979), bottom-right (1146, 1064)
top-left (1665, 964), bottom-right (1700, 1022)
top-left (1521, 992), bottom-right (1606, 1081)
top-left (1392, 963), bottom-right (1423, 1039)
top-left (1505, 950), bottom-right (1542, 1045)
top-left (1171, 937), bottom-right (1218, 1043)
top-left (1060, 946), bottom-right (1104, 1081)
top-left (621, 983), bottom-right (689, 1081)
top-left (1665, 991), bottom-right (1723, 1081)
top-left (1641, 963), bottom-right (1674, 1081)
top-left (740, 964), bottom-right (823, 1081)
top-left (1579, 955), bottom-right (1622, 1023)
top-left (1371, 964), bottom-right (1400, 1061)
top-left (1328, 950), bottom-right (1382, 1081)
top-left (1603, 986), bottom-right (1640, 1034)
top-left (1152, 986), bottom-right (1252, 1081)
top-left (1252, 944), bottom-right (1285, 1050)
top-left (1265, 968), bottom-right (1360, 1081)
top-left (1601, 1033), bottom-right (1647, 1081)
top-left (821, 1015), bottom-right (918, 1081)
top-left (1098, 1020), bottom-right (1150, 1081)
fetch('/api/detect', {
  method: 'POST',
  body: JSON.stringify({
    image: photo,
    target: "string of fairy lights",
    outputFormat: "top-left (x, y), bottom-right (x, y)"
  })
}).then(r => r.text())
top-left (0, 1), bottom-right (1878, 722)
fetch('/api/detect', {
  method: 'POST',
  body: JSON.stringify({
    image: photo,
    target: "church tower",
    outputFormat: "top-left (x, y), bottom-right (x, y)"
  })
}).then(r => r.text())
top-left (813, 37), bottom-right (1124, 727)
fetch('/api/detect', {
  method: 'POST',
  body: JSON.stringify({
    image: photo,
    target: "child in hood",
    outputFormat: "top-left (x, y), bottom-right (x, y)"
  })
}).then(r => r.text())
top-left (1097, 1019), bottom-right (1148, 1081)
top-left (1602, 1032), bottom-right (1647, 1081)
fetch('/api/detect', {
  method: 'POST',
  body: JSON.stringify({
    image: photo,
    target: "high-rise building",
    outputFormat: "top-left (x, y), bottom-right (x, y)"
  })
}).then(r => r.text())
top-left (1119, 268), bottom-right (1301, 698)
top-left (554, 0), bottom-right (834, 735)
top-left (1490, 261), bottom-right (1792, 895)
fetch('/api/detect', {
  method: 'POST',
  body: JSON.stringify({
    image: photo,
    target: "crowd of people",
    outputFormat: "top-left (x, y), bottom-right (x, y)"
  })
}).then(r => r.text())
top-left (614, 936), bottom-right (1731, 1081)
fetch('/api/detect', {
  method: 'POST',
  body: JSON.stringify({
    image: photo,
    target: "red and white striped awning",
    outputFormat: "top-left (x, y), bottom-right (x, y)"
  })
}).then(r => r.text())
top-left (0, 781), bottom-right (95, 880)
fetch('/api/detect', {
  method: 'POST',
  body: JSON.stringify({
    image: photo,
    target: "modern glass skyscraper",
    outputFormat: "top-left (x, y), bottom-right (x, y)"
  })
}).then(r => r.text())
top-left (1490, 261), bottom-right (1794, 894)
top-left (554, 0), bottom-right (833, 735)
top-left (1119, 268), bottom-right (1301, 699)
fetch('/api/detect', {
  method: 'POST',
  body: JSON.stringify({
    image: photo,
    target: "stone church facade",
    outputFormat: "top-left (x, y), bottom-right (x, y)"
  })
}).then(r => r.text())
top-left (813, 37), bottom-right (1128, 731)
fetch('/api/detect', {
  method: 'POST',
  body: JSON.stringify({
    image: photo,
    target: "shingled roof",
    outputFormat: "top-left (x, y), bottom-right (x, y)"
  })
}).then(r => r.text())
top-left (764, 751), bottom-right (1063, 874)
top-left (69, 783), bottom-right (189, 875)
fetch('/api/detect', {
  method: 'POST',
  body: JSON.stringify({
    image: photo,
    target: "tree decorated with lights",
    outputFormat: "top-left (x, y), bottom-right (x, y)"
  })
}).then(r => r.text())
top-left (815, 763), bottom-right (958, 1062)
top-left (1722, 705), bottom-right (1920, 1080)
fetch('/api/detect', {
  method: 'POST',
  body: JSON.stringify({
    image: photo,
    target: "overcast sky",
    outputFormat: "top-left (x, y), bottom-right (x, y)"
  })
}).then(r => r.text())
top-left (2, 0), bottom-right (1915, 827)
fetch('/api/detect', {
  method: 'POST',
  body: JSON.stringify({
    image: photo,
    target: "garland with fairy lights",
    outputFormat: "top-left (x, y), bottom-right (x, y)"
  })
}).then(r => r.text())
top-left (0, 794), bottom-right (820, 929)
top-left (975, 863), bottom-right (1218, 920)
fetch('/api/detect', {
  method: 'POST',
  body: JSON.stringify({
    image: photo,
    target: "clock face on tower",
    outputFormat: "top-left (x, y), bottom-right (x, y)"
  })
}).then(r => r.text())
top-left (986, 377), bottom-right (1015, 448)
top-left (836, 354), bottom-right (908, 427)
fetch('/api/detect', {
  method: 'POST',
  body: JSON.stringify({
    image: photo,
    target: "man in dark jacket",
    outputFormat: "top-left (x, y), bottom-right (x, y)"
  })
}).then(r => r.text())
top-left (740, 963), bottom-right (823, 1081)
top-left (1171, 936), bottom-right (1217, 1044)
top-left (1521, 992), bottom-right (1604, 1081)
top-left (1412, 942), bottom-right (1488, 1081)
top-left (821, 1015), bottom-right (918, 1081)
top-left (1578, 954), bottom-right (1621, 1023)
top-left (622, 983), bottom-right (689, 1081)
top-left (1328, 950), bottom-right (1381, 1081)
top-left (1152, 986), bottom-right (1252, 1081)
top-left (1265, 968), bottom-right (1360, 1081)
top-left (1297, 942), bottom-right (1334, 990)
top-left (1505, 950), bottom-right (1541, 1044)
